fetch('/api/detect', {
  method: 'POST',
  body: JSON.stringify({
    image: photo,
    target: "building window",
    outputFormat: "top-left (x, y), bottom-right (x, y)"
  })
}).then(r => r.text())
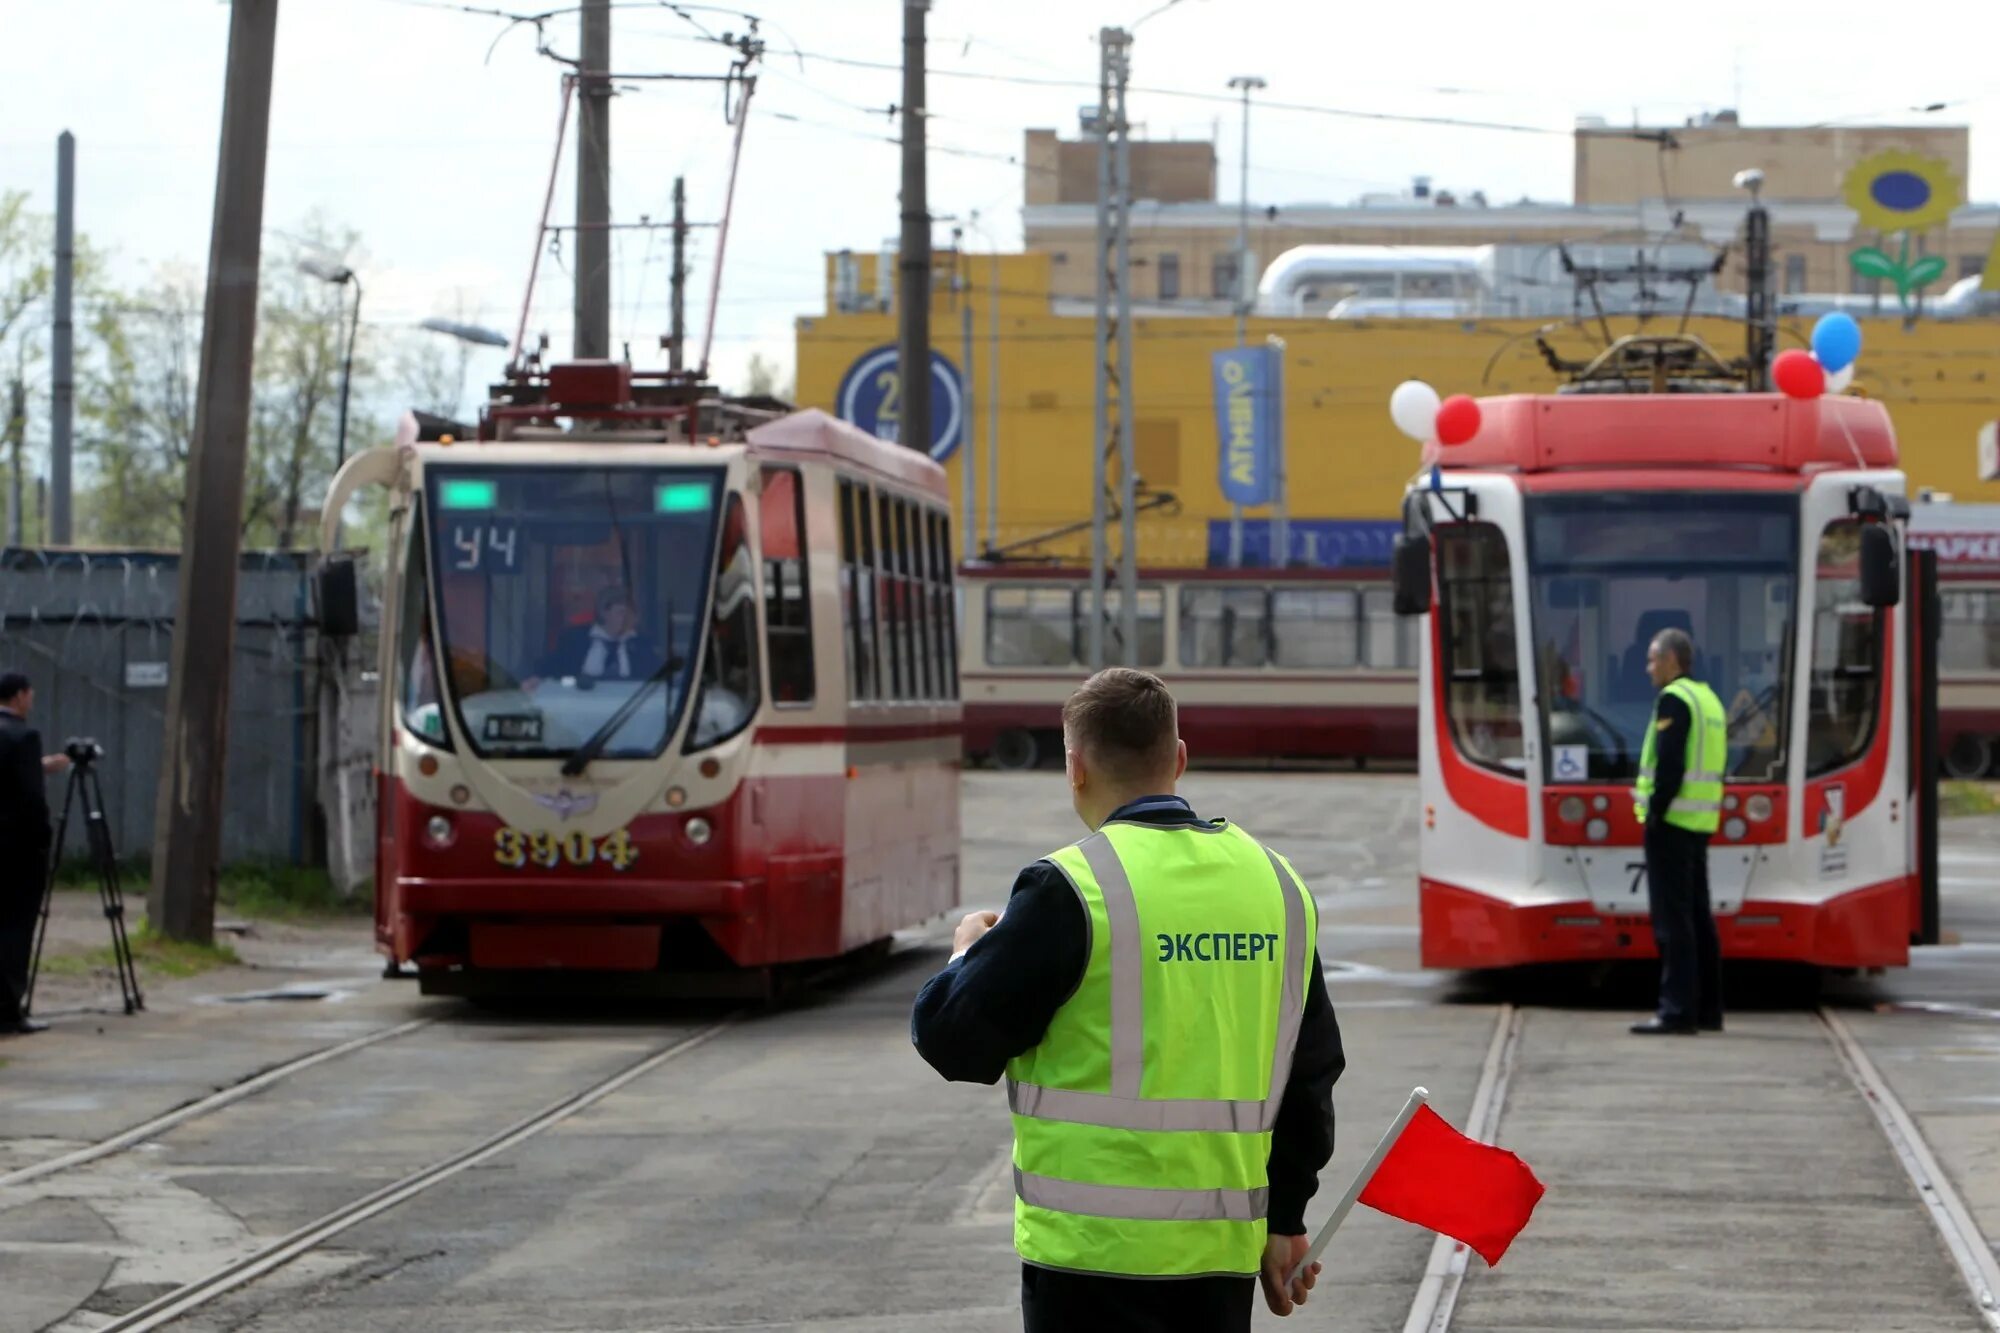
top-left (1158, 252), bottom-right (1181, 301)
top-left (759, 467), bottom-right (814, 705)
top-left (1211, 252), bottom-right (1240, 302)
top-left (1784, 254), bottom-right (1807, 294)
top-left (1965, 254), bottom-right (1988, 281)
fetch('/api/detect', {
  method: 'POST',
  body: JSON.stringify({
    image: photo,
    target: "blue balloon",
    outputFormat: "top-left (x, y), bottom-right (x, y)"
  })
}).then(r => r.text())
top-left (1811, 312), bottom-right (1862, 373)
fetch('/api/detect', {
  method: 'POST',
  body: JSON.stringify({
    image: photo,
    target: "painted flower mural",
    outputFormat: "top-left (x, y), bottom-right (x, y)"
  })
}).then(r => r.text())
top-left (1843, 150), bottom-right (1964, 311)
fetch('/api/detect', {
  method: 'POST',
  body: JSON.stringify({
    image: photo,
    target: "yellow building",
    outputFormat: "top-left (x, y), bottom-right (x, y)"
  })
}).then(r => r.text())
top-left (794, 249), bottom-right (2000, 569)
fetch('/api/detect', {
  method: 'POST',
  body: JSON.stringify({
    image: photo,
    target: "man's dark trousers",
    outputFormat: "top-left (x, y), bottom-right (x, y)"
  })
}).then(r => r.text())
top-left (1022, 1265), bottom-right (1254, 1333)
top-left (1644, 821), bottom-right (1721, 1027)
top-left (0, 858), bottom-right (44, 1023)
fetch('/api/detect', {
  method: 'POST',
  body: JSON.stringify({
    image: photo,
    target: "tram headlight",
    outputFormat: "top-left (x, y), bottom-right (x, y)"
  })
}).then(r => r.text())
top-left (1557, 797), bottom-right (1586, 825)
top-left (1724, 817), bottom-right (1749, 841)
top-left (424, 814), bottom-right (456, 849)
top-left (684, 816), bottom-right (713, 846)
top-left (1745, 794), bottom-right (1774, 823)
top-left (1585, 818), bottom-right (1610, 842)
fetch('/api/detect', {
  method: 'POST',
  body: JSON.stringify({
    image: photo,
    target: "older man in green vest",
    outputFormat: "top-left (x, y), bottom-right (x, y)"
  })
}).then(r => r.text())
top-left (1631, 627), bottom-right (1728, 1036)
top-left (913, 668), bottom-right (1345, 1330)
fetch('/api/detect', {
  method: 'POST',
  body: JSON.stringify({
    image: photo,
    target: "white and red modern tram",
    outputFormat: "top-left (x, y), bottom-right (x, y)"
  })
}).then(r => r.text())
top-left (1395, 372), bottom-right (1942, 971)
top-left (318, 364), bottom-right (961, 996)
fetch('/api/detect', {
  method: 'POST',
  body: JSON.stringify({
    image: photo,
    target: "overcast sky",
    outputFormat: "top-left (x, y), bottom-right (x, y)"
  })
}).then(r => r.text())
top-left (4, 0), bottom-right (1996, 402)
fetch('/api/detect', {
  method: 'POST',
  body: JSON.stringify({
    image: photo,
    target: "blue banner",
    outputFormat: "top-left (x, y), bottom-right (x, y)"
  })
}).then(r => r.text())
top-left (1211, 346), bottom-right (1282, 507)
top-left (1207, 519), bottom-right (1401, 570)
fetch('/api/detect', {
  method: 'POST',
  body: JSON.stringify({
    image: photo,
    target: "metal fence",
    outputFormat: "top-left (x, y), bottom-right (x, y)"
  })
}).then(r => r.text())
top-left (0, 547), bottom-right (377, 874)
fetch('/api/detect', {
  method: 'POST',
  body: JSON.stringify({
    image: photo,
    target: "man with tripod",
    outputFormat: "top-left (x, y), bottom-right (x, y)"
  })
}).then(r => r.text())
top-left (1, 673), bottom-right (69, 1035)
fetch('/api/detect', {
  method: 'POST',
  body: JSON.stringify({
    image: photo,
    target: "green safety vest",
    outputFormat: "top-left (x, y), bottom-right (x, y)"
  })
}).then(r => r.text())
top-left (1634, 677), bottom-right (1727, 834)
top-left (1004, 819), bottom-right (1318, 1278)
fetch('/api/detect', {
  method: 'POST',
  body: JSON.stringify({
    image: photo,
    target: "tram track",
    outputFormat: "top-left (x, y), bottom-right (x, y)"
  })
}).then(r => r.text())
top-left (1819, 1005), bottom-right (2000, 1331)
top-left (0, 1017), bottom-right (435, 1190)
top-left (90, 1013), bottom-right (742, 1332)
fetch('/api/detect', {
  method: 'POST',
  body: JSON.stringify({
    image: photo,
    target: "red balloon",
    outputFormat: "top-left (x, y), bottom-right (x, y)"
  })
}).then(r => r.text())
top-left (1435, 394), bottom-right (1482, 446)
top-left (1773, 348), bottom-right (1825, 399)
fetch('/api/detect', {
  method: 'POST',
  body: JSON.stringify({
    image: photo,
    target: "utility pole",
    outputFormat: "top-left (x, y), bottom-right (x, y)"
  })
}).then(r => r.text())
top-left (1090, 28), bottom-right (1137, 670)
top-left (574, 0), bottom-right (611, 360)
top-left (50, 131), bottom-right (75, 546)
top-left (1226, 76), bottom-right (1263, 568)
top-left (957, 230), bottom-right (976, 564)
top-left (148, 0), bottom-right (280, 945)
top-left (5, 377), bottom-right (23, 546)
top-left (986, 240), bottom-right (1000, 557)
top-left (1739, 172), bottom-right (1773, 391)
top-left (668, 176), bottom-right (687, 373)
top-left (897, 0), bottom-right (931, 453)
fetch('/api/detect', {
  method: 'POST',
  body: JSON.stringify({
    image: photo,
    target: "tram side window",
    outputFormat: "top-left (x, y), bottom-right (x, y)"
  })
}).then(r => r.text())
top-left (838, 480), bottom-right (863, 699)
top-left (853, 482), bottom-right (882, 701)
top-left (1941, 589), bottom-right (2000, 674)
top-left (1805, 518), bottom-right (1883, 775)
top-left (929, 510), bottom-right (959, 698)
top-left (1435, 524), bottom-right (1525, 773)
top-left (1362, 587), bottom-right (1416, 669)
top-left (1179, 587), bottom-right (1269, 668)
top-left (987, 585), bottom-right (1077, 666)
top-left (687, 493), bottom-right (762, 750)
top-left (760, 467), bottom-right (814, 706)
top-left (877, 491), bottom-right (908, 700)
top-left (1082, 585), bottom-right (1166, 666)
top-left (1272, 588), bottom-right (1360, 668)
top-left (397, 517), bottom-right (450, 747)
top-left (903, 498), bottom-right (933, 700)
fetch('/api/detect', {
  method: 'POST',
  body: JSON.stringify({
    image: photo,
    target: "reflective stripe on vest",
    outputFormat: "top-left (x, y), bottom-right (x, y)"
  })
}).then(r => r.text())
top-left (1004, 820), bottom-right (1316, 1278)
top-left (1633, 678), bottom-right (1728, 833)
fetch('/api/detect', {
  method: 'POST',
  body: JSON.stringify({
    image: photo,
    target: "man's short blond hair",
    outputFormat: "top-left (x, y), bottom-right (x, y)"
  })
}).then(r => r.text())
top-left (1061, 668), bottom-right (1179, 785)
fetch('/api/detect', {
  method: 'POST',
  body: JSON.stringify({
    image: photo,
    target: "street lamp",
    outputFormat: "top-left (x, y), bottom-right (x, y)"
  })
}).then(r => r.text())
top-left (298, 258), bottom-right (362, 471)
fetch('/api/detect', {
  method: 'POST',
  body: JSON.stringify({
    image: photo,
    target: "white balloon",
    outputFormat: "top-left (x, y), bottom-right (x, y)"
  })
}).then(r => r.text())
top-left (1824, 362), bottom-right (1855, 393)
top-left (1390, 380), bottom-right (1442, 442)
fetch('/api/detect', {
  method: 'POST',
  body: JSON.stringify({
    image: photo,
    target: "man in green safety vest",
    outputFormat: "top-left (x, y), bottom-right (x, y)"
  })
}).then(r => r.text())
top-left (1630, 627), bottom-right (1728, 1036)
top-left (912, 668), bottom-right (1346, 1330)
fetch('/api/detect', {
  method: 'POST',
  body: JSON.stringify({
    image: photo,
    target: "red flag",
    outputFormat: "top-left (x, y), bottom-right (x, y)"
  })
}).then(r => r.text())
top-left (1356, 1103), bottom-right (1545, 1266)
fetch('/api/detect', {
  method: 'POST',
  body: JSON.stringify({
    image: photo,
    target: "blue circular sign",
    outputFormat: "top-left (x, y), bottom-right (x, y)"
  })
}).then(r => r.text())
top-left (834, 345), bottom-right (964, 462)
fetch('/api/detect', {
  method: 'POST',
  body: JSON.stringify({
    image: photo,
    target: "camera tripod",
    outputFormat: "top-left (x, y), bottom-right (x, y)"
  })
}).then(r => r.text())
top-left (27, 748), bottom-right (144, 1017)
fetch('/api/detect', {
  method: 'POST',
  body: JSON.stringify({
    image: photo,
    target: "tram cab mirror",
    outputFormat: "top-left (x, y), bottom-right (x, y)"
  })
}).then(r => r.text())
top-left (1392, 535), bottom-right (1432, 616)
top-left (316, 557), bottom-right (361, 638)
top-left (1859, 524), bottom-right (1900, 608)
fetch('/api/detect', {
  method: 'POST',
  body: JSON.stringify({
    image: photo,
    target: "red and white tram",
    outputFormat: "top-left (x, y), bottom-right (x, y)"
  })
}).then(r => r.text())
top-left (1394, 381), bottom-right (1942, 971)
top-left (319, 366), bottom-right (961, 996)
top-left (957, 565), bottom-right (1418, 770)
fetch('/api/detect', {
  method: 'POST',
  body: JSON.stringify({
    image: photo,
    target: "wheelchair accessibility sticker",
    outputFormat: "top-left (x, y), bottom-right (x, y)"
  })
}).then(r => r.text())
top-left (1553, 745), bottom-right (1589, 782)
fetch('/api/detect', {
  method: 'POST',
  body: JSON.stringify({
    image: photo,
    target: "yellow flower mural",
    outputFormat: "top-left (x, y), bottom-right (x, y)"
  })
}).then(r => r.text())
top-left (1843, 150), bottom-right (1965, 310)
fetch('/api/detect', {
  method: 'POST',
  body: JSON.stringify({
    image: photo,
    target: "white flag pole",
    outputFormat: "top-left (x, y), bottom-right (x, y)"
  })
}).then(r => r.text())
top-left (1287, 1086), bottom-right (1429, 1289)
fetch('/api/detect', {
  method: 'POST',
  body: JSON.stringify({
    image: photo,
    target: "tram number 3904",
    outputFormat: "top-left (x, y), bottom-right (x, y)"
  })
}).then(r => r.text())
top-left (493, 827), bottom-right (639, 871)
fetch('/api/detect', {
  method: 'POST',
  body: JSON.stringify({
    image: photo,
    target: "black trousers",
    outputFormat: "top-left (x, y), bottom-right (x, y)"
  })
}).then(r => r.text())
top-left (1022, 1265), bottom-right (1254, 1333)
top-left (0, 873), bottom-right (43, 1023)
top-left (1644, 822), bottom-right (1722, 1027)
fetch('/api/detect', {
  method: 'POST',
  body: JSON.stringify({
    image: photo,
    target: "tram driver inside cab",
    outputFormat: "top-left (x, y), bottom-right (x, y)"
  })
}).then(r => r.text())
top-left (524, 585), bottom-right (665, 691)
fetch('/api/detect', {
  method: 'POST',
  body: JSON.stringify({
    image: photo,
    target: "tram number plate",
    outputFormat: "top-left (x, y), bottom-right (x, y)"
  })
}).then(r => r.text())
top-left (493, 827), bottom-right (639, 871)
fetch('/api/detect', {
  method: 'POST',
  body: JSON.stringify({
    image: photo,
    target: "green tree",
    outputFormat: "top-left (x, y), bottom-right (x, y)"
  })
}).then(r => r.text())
top-left (741, 352), bottom-right (793, 401)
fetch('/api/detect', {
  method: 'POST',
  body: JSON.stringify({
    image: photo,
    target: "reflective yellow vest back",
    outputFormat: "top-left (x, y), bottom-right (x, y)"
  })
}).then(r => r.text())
top-left (1004, 818), bottom-right (1317, 1277)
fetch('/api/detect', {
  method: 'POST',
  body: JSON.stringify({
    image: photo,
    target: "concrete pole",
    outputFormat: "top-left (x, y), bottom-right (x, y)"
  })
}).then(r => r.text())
top-left (1087, 32), bottom-right (1119, 673)
top-left (669, 176), bottom-right (686, 372)
top-left (574, 0), bottom-right (611, 360)
top-left (897, 0), bottom-right (931, 452)
top-left (50, 131), bottom-right (74, 546)
top-left (986, 245), bottom-right (999, 555)
top-left (1226, 76), bottom-right (1263, 568)
top-left (148, 0), bottom-right (280, 945)
top-left (961, 287), bottom-right (975, 563)
top-left (6, 378), bottom-right (23, 546)
top-left (1114, 57), bottom-right (1138, 665)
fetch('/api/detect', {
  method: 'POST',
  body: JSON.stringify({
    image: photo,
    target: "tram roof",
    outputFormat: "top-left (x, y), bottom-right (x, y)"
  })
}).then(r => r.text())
top-left (1425, 393), bottom-right (1897, 476)
top-left (747, 409), bottom-right (949, 500)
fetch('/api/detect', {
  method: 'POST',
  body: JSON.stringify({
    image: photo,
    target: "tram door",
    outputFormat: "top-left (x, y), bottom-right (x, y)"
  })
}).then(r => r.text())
top-left (1910, 546), bottom-right (1942, 946)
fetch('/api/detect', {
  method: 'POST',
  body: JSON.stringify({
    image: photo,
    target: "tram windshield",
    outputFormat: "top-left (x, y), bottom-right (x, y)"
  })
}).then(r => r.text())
top-left (418, 464), bottom-right (732, 761)
top-left (1527, 492), bottom-right (1797, 783)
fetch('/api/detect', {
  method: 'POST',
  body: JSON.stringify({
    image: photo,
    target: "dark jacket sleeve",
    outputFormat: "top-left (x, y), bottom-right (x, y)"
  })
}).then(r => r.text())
top-left (910, 861), bottom-right (1089, 1085)
top-left (5, 724), bottom-right (52, 850)
top-left (1647, 693), bottom-right (1691, 828)
top-left (1266, 961), bottom-right (1344, 1236)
